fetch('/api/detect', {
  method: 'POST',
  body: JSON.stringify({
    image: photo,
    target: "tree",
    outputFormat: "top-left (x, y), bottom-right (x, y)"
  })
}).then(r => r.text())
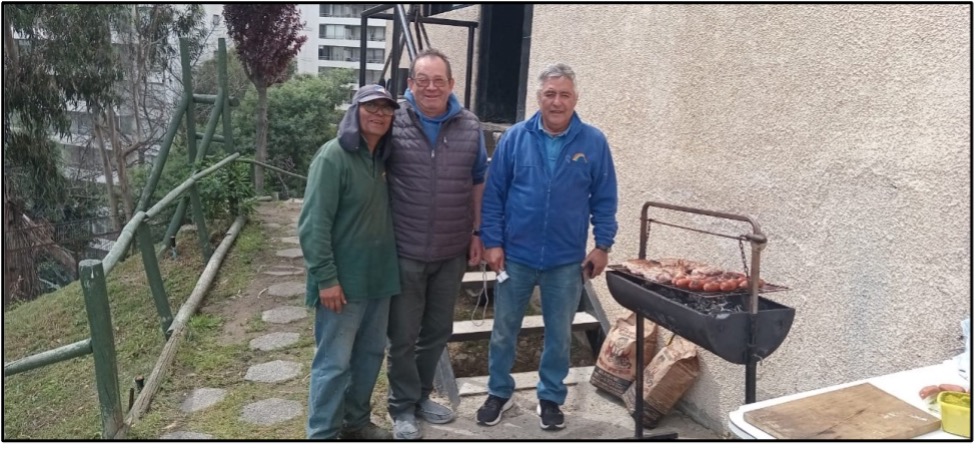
top-left (231, 70), bottom-right (354, 197)
top-left (223, 4), bottom-right (307, 195)
top-left (4, 4), bottom-right (126, 304)
top-left (93, 5), bottom-right (208, 228)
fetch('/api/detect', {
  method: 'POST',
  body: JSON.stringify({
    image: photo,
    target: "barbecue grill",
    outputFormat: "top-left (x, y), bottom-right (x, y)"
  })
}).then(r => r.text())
top-left (605, 201), bottom-right (796, 437)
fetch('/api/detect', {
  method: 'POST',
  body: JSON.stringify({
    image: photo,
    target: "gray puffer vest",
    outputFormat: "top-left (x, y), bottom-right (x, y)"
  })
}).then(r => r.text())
top-left (388, 105), bottom-right (481, 262)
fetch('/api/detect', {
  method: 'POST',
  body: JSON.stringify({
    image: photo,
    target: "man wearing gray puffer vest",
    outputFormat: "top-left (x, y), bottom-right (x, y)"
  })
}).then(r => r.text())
top-left (385, 48), bottom-right (488, 440)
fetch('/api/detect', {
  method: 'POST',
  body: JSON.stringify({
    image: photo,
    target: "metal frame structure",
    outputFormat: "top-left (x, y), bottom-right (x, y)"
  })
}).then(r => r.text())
top-left (359, 4), bottom-right (478, 109)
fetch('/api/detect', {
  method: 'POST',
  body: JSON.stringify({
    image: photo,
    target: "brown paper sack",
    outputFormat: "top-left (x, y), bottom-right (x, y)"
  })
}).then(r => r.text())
top-left (589, 312), bottom-right (657, 398)
top-left (622, 334), bottom-right (700, 428)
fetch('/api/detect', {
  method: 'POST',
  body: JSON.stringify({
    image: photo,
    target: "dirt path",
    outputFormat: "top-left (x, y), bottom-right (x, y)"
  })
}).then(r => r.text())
top-left (144, 199), bottom-right (722, 441)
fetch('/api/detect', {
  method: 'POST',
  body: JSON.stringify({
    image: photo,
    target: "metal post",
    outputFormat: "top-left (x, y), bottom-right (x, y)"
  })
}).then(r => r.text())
top-left (359, 13), bottom-right (368, 86)
top-left (634, 313), bottom-right (644, 438)
top-left (465, 25), bottom-right (475, 109)
top-left (746, 240), bottom-right (764, 404)
top-left (136, 221), bottom-right (173, 337)
top-left (79, 260), bottom-right (123, 439)
top-left (394, 4), bottom-right (417, 61)
top-left (391, 17), bottom-right (402, 97)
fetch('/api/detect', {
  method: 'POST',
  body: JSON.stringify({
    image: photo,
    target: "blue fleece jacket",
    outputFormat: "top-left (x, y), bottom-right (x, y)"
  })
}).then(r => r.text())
top-left (480, 111), bottom-right (618, 270)
top-left (404, 89), bottom-right (488, 184)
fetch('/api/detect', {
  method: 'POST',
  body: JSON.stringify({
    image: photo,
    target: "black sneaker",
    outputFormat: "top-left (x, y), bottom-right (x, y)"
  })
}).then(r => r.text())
top-left (476, 394), bottom-right (513, 426)
top-left (536, 399), bottom-right (565, 431)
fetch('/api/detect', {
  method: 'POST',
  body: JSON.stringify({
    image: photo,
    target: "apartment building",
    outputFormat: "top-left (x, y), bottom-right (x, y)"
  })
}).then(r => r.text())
top-left (301, 3), bottom-right (387, 86)
top-left (206, 4), bottom-right (388, 103)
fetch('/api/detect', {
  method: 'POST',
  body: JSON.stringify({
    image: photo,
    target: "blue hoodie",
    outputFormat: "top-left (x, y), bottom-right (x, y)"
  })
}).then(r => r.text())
top-left (405, 89), bottom-right (488, 184)
top-left (480, 111), bottom-right (618, 271)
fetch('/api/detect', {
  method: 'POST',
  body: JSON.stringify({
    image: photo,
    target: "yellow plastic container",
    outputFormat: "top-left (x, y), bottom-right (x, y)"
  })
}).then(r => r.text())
top-left (938, 391), bottom-right (971, 438)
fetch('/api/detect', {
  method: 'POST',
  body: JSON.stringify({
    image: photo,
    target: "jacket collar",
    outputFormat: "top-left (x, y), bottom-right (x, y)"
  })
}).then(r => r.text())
top-left (525, 110), bottom-right (583, 141)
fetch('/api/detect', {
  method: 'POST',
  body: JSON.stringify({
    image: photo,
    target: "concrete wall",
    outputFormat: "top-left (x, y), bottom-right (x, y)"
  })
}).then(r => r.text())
top-left (528, 4), bottom-right (970, 433)
top-left (386, 7), bottom-right (481, 108)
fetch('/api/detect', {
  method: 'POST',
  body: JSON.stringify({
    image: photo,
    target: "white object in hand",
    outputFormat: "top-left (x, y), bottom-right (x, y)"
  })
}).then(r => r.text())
top-left (496, 271), bottom-right (509, 284)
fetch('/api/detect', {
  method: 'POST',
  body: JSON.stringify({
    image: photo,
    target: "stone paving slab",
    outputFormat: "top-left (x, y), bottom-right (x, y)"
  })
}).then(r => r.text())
top-left (161, 431), bottom-right (214, 439)
top-left (276, 248), bottom-right (303, 259)
top-left (264, 222), bottom-right (283, 229)
top-left (262, 306), bottom-right (307, 324)
top-left (241, 398), bottom-right (303, 425)
top-left (250, 332), bottom-right (301, 351)
top-left (180, 388), bottom-right (228, 413)
top-left (267, 282), bottom-right (305, 298)
top-left (244, 360), bottom-right (303, 383)
top-left (280, 236), bottom-right (300, 245)
top-left (264, 267), bottom-right (304, 277)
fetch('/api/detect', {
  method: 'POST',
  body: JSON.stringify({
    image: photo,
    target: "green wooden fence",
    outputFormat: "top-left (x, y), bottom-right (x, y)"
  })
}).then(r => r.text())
top-left (0, 38), bottom-right (273, 439)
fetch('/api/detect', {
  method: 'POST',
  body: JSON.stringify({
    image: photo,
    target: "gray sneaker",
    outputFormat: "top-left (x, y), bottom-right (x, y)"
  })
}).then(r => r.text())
top-left (416, 398), bottom-right (456, 424)
top-left (392, 413), bottom-right (422, 440)
top-left (339, 422), bottom-right (392, 440)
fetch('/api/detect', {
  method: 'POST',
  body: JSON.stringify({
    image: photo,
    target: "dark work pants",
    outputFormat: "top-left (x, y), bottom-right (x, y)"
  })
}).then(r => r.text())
top-left (386, 254), bottom-right (467, 417)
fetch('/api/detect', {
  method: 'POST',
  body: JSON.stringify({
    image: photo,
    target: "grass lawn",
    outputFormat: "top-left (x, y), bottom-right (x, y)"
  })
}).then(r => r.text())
top-left (2, 222), bottom-right (262, 439)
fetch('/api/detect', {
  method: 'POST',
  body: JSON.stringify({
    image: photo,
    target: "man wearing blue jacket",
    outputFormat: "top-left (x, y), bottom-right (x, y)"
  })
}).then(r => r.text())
top-left (477, 63), bottom-right (618, 431)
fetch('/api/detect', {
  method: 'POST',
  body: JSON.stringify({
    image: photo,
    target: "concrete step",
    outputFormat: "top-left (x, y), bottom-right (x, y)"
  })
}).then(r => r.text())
top-left (457, 365), bottom-right (594, 397)
top-left (449, 312), bottom-right (599, 343)
top-left (461, 270), bottom-right (496, 287)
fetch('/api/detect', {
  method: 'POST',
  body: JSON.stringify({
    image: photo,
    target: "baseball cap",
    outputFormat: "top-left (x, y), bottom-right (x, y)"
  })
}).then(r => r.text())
top-left (353, 84), bottom-right (399, 109)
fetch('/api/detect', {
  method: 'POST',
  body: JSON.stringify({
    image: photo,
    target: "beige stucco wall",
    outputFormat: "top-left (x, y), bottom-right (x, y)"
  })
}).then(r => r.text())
top-left (385, 7), bottom-right (481, 108)
top-left (529, 4), bottom-right (970, 433)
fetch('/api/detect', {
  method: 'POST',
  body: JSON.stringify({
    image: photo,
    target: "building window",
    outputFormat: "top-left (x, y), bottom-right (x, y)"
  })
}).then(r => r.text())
top-left (365, 48), bottom-right (384, 64)
top-left (368, 26), bottom-right (385, 42)
top-left (319, 45), bottom-right (343, 61)
top-left (320, 25), bottom-right (386, 42)
top-left (321, 4), bottom-right (380, 18)
top-left (353, 69), bottom-right (383, 85)
top-left (320, 24), bottom-right (345, 40)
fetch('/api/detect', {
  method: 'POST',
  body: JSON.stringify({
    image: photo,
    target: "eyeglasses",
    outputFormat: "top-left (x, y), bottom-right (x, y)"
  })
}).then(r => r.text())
top-left (411, 77), bottom-right (449, 88)
top-left (362, 101), bottom-right (395, 116)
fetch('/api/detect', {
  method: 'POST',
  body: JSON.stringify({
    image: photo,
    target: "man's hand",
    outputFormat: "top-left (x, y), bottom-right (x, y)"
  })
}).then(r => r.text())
top-left (319, 285), bottom-right (347, 313)
top-left (468, 235), bottom-right (484, 266)
top-left (581, 248), bottom-right (609, 279)
top-left (484, 247), bottom-right (505, 273)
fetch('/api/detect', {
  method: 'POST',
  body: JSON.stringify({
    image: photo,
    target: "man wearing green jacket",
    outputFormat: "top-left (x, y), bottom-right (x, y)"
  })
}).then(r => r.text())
top-left (300, 84), bottom-right (401, 440)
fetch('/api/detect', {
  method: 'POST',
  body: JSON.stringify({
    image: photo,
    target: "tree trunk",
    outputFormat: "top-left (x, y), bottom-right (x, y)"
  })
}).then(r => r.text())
top-left (129, 4), bottom-right (146, 165)
top-left (108, 107), bottom-right (136, 221)
top-left (3, 175), bottom-right (12, 309)
top-left (94, 117), bottom-right (122, 232)
top-left (254, 84), bottom-right (269, 195)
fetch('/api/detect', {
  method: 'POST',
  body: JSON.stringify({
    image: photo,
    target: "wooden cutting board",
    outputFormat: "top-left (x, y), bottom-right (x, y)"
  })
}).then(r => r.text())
top-left (743, 383), bottom-right (941, 439)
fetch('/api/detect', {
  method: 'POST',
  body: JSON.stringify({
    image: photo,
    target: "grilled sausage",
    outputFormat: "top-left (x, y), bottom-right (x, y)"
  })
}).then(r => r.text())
top-left (919, 385), bottom-right (941, 400)
top-left (687, 279), bottom-right (704, 291)
top-left (674, 277), bottom-right (692, 288)
top-left (703, 281), bottom-right (721, 292)
top-left (939, 384), bottom-right (967, 393)
top-left (720, 280), bottom-right (738, 292)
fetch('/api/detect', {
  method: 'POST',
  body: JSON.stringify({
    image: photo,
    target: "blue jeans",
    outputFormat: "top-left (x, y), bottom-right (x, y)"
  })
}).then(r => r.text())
top-left (487, 260), bottom-right (582, 405)
top-left (307, 297), bottom-right (391, 439)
